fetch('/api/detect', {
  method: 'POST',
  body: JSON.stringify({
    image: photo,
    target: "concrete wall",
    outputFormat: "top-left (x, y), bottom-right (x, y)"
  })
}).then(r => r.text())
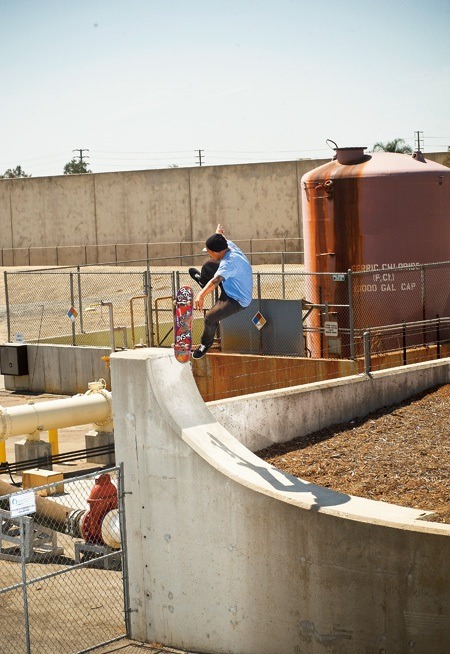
top-left (2, 344), bottom-right (111, 394)
top-left (110, 348), bottom-right (450, 654)
top-left (0, 157), bottom-right (325, 265)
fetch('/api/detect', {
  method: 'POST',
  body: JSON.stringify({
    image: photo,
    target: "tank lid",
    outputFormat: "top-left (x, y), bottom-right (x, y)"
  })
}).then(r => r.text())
top-left (334, 147), bottom-right (367, 165)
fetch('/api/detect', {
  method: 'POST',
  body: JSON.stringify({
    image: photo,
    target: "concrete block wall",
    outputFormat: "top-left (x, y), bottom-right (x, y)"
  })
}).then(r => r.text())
top-left (110, 348), bottom-right (450, 654)
top-left (0, 158), bottom-right (321, 265)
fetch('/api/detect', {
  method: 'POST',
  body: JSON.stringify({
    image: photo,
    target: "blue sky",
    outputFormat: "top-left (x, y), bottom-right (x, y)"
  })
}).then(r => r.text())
top-left (1, 0), bottom-right (449, 177)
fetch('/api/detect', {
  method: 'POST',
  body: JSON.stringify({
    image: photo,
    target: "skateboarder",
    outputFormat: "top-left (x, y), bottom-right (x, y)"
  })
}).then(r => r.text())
top-left (190, 224), bottom-right (253, 359)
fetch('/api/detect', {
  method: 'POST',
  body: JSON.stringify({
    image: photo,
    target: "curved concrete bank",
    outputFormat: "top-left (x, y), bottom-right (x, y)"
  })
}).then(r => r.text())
top-left (110, 349), bottom-right (450, 654)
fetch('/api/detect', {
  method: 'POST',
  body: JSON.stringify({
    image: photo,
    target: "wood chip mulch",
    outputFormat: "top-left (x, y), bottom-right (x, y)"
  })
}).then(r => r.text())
top-left (257, 384), bottom-right (450, 523)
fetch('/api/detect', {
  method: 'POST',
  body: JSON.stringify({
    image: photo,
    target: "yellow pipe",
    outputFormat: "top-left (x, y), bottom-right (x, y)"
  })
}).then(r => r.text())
top-left (0, 381), bottom-right (113, 442)
top-left (0, 441), bottom-right (6, 464)
top-left (48, 428), bottom-right (59, 456)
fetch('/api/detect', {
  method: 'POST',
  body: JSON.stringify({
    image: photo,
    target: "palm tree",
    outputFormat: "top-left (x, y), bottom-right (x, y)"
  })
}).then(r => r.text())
top-left (372, 139), bottom-right (412, 154)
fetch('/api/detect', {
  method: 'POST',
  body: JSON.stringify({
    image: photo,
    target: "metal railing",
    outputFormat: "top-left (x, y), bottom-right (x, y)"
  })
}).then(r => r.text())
top-left (0, 237), bottom-right (304, 268)
top-left (360, 317), bottom-right (450, 374)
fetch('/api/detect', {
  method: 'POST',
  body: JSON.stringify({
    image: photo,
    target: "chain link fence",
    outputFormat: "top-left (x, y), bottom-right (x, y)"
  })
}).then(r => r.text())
top-left (3, 259), bottom-right (450, 362)
top-left (0, 466), bottom-right (128, 654)
top-left (0, 237), bottom-right (304, 268)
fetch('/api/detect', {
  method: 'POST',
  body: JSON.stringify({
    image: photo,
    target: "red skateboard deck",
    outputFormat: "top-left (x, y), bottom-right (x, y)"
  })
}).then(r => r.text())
top-left (174, 285), bottom-right (194, 363)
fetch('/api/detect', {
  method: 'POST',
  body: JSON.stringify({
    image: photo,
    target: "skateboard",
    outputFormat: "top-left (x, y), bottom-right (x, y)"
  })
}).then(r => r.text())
top-left (173, 285), bottom-right (194, 363)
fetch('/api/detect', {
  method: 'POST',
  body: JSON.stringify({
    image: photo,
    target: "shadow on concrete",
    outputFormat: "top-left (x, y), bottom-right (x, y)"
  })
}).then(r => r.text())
top-left (207, 431), bottom-right (350, 509)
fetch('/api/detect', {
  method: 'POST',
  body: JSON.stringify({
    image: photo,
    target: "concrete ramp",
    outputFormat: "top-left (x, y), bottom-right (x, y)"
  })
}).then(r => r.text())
top-left (111, 348), bottom-right (450, 654)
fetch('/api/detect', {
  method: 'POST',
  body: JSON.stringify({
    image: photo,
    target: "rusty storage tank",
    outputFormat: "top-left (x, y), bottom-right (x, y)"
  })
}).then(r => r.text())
top-left (301, 147), bottom-right (450, 357)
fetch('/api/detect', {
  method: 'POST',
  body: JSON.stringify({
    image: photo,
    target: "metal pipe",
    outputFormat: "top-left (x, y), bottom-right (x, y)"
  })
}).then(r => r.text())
top-left (0, 381), bottom-right (113, 441)
top-left (101, 301), bottom-right (116, 352)
top-left (402, 322), bottom-right (407, 365)
top-left (130, 295), bottom-right (148, 347)
top-left (70, 273), bottom-right (76, 346)
top-left (4, 271), bottom-right (11, 342)
top-left (0, 476), bottom-right (121, 548)
top-left (348, 270), bottom-right (355, 360)
top-left (77, 266), bottom-right (84, 334)
top-left (0, 478), bottom-right (73, 525)
top-left (363, 331), bottom-right (371, 374)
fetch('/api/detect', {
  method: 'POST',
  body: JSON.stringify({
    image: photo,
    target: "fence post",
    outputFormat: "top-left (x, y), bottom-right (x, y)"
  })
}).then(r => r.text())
top-left (69, 273), bottom-right (76, 346)
top-left (257, 271), bottom-right (262, 303)
top-left (19, 515), bottom-right (32, 654)
top-left (4, 271), bottom-right (11, 342)
top-left (77, 266), bottom-right (84, 334)
top-left (281, 251), bottom-right (286, 299)
top-left (144, 266), bottom-right (154, 347)
top-left (402, 321), bottom-right (407, 365)
top-left (363, 331), bottom-right (371, 374)
top-left (347, 270), bottom-right (355, 360)
top-left (118, 462), bottom-right (132, 637)
top-left (421, 265), bottom-right (426, 342)
top-left (436, 315), bottom-right (441, 359)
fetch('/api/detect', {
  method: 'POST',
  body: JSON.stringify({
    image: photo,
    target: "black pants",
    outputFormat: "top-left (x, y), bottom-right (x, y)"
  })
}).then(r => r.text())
top-left (199, 259), bottom-right (244, 347)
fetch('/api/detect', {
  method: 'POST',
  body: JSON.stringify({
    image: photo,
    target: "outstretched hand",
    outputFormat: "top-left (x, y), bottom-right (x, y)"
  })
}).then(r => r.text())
top-left (216, 223), bottom-right (225, 235)
top-left (194, 294), bottom-right (204, 311)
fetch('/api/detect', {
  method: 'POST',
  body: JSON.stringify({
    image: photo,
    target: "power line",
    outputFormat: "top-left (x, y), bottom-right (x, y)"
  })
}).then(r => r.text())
top-left (94, 149), bottom-right (193, 155)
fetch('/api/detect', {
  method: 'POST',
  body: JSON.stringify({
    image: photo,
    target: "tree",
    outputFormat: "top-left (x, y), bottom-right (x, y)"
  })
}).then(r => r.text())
top-left (0, 165), bottom-right (31, 178)
top-left (442, 146), bottom-right (450, 168)
top-left (63, 158), bottom-right (91, 174)
top-left (372, 139), bottom-right (412, 154)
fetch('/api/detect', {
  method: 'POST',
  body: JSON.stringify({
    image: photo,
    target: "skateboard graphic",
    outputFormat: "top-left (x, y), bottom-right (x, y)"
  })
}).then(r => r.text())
top-left (173, 285), bottom-right (194, 363)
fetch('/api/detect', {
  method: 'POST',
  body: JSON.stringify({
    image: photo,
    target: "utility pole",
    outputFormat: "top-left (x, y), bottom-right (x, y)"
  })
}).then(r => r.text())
top-left (414, 131), bottom-right (424, 153)
top-left (195, 149), bottom-right (204, 166)
top-left (73, 148), bottom-right (90, 163)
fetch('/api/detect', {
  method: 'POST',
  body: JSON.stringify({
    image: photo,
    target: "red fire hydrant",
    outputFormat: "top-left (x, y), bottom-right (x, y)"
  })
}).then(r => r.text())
top-left (80, 473), bottom-right (118, 544)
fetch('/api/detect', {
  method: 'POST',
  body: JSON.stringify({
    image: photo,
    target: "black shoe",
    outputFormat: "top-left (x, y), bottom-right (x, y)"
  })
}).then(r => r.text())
top-left (192, 344), bottom-right (210, 359)
top-left (189, 267), bottom-right (204, 288)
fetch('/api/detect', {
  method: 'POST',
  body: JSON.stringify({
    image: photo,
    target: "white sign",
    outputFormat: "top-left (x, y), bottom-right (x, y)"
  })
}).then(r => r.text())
top-left (324, 321), bottom-right (339, 337)
top-left (332, 274), bottom-right (346, 282)
top-left (14, 333), bottom-right (25, 343)
top-left (9, 491), bottom-right (36, 518)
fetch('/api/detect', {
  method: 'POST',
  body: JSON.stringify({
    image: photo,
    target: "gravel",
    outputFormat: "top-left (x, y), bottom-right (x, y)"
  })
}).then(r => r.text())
top-left (257, 384), bottom-right (450, 523)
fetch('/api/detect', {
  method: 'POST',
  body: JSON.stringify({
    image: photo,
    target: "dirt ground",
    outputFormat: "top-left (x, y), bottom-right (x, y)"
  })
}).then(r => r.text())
top-left (258, 383), bottom-right (450, 524)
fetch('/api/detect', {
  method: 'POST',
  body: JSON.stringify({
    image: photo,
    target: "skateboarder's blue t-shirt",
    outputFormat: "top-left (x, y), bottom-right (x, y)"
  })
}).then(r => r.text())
top-left (215, 240), bottom-right (253, 307)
